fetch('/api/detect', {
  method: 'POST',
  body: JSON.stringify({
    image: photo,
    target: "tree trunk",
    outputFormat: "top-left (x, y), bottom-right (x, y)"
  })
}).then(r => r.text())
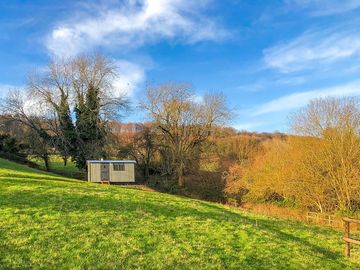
top-left (144, 165), bottom-right (150, 182)
top-left (178, 174), bottom-right (185, 187)
top-left (43, 155), bottom-right (50, 171)
top-left (177, 158), bottom-right (185, 187)
top-left (63, 156), bottom-right (68, 167)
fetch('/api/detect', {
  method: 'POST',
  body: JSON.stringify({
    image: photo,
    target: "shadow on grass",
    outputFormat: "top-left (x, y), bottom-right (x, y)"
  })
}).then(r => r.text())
top-left (0, 174), bottom-right (82, 184)
top-left (1, 184), bottom-right (354, 269)
top-left (197, 202), bottom-right (344, 260)
top-left (0, 174), bottom-right (358, 269)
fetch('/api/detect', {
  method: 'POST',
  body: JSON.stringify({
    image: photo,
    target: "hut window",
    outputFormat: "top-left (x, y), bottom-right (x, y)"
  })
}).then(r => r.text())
top-left (113, 163), bottom-right (125, 171)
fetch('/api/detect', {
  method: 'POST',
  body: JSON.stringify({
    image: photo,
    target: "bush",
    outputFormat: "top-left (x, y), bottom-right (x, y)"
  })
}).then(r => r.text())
top-left (184, 172), bottom-right (225, 202)
top-left (0, 134), bottom-right (20, 153)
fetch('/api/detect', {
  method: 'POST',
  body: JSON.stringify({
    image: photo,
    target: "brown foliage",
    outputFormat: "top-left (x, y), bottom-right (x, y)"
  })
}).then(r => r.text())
top-left (225, 97), bottom-right (360, 214)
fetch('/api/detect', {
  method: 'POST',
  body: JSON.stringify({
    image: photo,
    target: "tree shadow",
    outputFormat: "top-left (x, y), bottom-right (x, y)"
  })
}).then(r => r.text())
top-left (196, 202), bottom-right (347, 263)
top-left (1, 182), bottom-right (358, 269)
top-left (0, 175), bottom-right (83, 185)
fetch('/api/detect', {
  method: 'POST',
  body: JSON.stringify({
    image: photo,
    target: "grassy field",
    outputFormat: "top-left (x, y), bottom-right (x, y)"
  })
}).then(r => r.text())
top-left (0, 158), bottom-right (359, 269)
top-left (29, 155), bottom-right (81, 173)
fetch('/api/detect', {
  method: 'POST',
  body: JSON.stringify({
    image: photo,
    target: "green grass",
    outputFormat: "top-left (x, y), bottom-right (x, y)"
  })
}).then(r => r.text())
top-left (0, 158), bottom-right (359, 269)
top-left (29, 155), bottom-right (81, 173)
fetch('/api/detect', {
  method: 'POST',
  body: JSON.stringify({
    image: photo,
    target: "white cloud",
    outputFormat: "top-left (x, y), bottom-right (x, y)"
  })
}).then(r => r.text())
top-left (112, 60), bottom-right (145, 97)
top-left (0, 85), bottom-right (11, 97)
top-left (192, 94), bottom-right (204, 104)
top-left (250, 80), bottom-right (360, 116)
top-left (0, 87), bottom-right (46, 116)
top-left (287, 0), bottom-right (360, 16)
top-left (46, 0), bottom-right (228, 58)
top-left (263, 28), bottom-right (360, 73)
top-left (232, 121), bottom-right (267, 131)
top-left (0, 84), bottom-right (24, 98)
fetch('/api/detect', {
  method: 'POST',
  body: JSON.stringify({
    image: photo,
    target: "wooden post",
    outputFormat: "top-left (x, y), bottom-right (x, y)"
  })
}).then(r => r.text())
top-left (344, 219), bottom-right (350, 257)
top-left (328, 215), bottom-right (331, 225)
top-left (342, 217), bottom-right (360, 258)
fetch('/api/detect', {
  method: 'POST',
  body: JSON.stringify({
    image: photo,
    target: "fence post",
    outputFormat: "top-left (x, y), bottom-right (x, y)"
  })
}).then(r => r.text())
top-left (344, 219), bottom-right (350, 257)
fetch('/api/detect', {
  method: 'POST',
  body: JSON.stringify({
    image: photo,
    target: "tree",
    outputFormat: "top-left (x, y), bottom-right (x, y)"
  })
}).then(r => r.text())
top-left (25, 128), bottom-right (52, 171)
top-left (290, 97), bottom-right (360, 212)
top-left (1, 90), bottom-right (53, 170)
top-left (117, 123), bottom-right (158, 181)
top-left (28, 58), bottom-right (75, 166)
top-left (284, 136), bottom-right (335, 212)
top-left (56, 94), bottom-right (77, 166)
top-left (0, 134), bottom-right (20, 154)
top-left (224, 97), bottom-right (360, 212)
top-left (28, 54), bottom-right (128, 169)
top-left (74, 85), bottom-right (107, 168)
top-left (141, 83), bottom-right (230, 187)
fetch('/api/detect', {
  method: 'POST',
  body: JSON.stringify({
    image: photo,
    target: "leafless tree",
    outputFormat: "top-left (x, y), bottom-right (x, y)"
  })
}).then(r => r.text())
top-left (19, 54), bottom-right (129, 168)
top-left (290, 96), bottom-right (360, 211)
top-left (141, 83), bottom-right (230, 186)
top-left (117, 123), bottom-right (158, 181)
top-left (1, 90), bottom-right (53, 170)
top-left (68, 54), bottom-right (129, 120)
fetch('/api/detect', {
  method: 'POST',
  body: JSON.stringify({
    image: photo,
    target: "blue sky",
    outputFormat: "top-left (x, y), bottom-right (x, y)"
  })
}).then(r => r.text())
top-left (1, 0), bottom-right (360, 132)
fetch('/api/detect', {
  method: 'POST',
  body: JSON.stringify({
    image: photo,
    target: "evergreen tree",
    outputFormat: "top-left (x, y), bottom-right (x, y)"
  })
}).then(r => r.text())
top-left (74, 86), bottom-right (107, 169)
top-left (57, 93), bottom-right (77, 166)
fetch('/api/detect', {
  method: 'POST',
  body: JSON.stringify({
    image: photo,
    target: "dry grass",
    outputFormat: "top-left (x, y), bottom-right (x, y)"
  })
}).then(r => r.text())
top-left (241, 202), bottom-right (360, 232)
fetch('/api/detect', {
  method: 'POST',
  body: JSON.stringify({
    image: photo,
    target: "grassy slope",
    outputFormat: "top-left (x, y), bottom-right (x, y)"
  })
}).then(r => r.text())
top-left (0, 158), bottom-right (359, 269)
top-left (29, 155), bottom-right (81, 173)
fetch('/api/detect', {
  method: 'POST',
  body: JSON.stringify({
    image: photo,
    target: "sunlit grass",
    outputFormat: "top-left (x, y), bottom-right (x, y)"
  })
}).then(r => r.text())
top-left (29, 155), bottom-right (81, 173)
top-left (0, 158), bottom-right (359, 269)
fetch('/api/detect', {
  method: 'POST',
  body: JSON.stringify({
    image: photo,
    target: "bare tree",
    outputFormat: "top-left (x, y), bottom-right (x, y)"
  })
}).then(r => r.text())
top-left (290, 97), bottom-right (360, 136)
top-left (141, 83), bottom-right (230, 187)
top-left (1, 90), bottom-right (53, 170)
top-left (290, 96), bottom-right (360, 211)
top-left (69, 54), bottom-right (128, 120)
top-left (1, 54), bottom-right (129, 170)
top-left (27, 59), bottom-right (74, 166)
top-left (27, 54), bottom-right (129, 169)
top-left (117, 123), bottom-right (158, 181)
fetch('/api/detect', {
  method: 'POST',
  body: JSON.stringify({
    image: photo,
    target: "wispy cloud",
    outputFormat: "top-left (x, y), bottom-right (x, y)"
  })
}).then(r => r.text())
top-left (112, 60), bottom-right (145, 97)
top-left (44, 0), bottom-right (228, 99)
top-left (286, 0), bottom-right (360, 16)
top-left (236, 76), bottom-right (306, 92)
top-left (250, 80), bottom-right (360, 116)
top-left (263, 27), bottom-right (360, 73)
top-left (46, 0), bottom-right (229, 58)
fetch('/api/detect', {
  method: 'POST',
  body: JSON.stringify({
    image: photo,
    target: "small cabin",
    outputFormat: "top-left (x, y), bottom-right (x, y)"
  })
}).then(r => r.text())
top-left (87, 160), bottom-right (136, 183)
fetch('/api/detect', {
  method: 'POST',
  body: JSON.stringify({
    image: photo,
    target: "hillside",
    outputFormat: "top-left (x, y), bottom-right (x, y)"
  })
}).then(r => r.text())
top-left (0, 158), bottom-right (359, 269)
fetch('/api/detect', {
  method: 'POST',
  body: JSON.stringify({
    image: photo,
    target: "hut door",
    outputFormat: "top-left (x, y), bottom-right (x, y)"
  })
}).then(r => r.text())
top-left (100, 163), bottom-right (110, 181)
